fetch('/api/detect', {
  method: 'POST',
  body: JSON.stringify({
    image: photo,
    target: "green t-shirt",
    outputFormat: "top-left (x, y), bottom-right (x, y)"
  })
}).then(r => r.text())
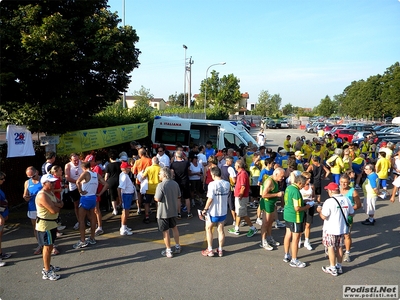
top-left (283, 184), bottom-right (304, 223)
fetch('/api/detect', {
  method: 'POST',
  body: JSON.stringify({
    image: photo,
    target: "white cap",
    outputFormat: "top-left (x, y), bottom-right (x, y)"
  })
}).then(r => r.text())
top-left (40, 174), bottom-right (58, 185)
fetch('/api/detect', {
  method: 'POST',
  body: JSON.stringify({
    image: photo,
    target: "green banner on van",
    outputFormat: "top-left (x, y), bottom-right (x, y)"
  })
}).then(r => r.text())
top-left (56, 123), bottom-right (148, 155)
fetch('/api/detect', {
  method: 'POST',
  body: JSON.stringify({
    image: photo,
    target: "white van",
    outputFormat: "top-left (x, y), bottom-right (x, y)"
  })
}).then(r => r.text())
top-left (151, 116), bottom-right (258, 153)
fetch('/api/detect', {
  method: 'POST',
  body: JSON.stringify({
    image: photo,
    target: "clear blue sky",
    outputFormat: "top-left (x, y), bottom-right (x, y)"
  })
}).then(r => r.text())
top-left (108, 0), bottom-right (400, 108)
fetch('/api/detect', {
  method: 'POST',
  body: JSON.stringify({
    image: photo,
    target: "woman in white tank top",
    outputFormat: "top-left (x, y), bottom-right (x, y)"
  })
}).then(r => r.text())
top-left (299, 172), bottom-right (315, 251)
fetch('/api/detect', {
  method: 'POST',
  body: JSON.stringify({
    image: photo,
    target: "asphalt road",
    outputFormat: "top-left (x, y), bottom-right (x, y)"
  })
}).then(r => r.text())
top-left (1, 127), bottom-right (399, 300)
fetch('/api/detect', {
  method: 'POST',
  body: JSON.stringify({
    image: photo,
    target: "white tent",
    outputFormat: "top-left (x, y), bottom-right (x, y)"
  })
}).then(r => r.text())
top-left (392, 117), bottom-right (400, 124)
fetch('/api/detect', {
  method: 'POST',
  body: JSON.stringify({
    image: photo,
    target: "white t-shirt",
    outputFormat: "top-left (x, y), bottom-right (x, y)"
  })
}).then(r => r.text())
top-left (321, 194), bottom-right (354, 235)
top-left (189, 163), bottom-right (203, 180)
top-left (197, 153), bottom-right (207, 166)
top-left (257, 132), bottom-right (266, 145)
top-left (157, 153), bottom-right (170, 168)
top-left (118, 172), bottom-right (136, 194)
top-left (206, 179), bottom-right (230, 217)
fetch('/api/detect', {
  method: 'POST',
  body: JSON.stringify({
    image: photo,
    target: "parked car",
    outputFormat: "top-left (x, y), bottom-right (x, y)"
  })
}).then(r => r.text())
top-left (332, 129), bottom-right (357, 142)
top-left (329, 125), bottom-right (346, 134)
top-left (372, 124), bottom-right (398, 132)
top-left (266, 120), bottom-right (277, 129)
top-left (346, 125), bottom-right (374, 132)
top-left (276, 120), bottom-right (289, 129)
top-left (352, 133), bottom-right (400, 146)
top-left (352, 130), bottom-right (375, 140)
top-left (240, 119), bottom-right (251, 131)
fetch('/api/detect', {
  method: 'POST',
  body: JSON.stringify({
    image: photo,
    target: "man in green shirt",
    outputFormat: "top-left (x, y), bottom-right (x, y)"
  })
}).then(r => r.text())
top-left (283, 174), bottom-right (312, 268)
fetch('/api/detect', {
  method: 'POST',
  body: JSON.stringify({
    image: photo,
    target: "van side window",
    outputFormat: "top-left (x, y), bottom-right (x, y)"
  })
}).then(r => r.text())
top-left (155, 128), bottom-right (189, 145)
top-left (224, 133), bottom-right (240, 150)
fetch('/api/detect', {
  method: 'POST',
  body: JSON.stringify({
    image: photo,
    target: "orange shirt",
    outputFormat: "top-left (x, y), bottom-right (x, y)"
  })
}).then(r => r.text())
top-left (132, 157), bottom-right (152, 184)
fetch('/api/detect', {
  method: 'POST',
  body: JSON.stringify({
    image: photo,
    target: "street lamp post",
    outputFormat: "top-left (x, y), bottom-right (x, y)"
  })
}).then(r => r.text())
top-left (204, 62), bottom-right (226, 119)
top-left (183, 45), bottom-right (187, 107)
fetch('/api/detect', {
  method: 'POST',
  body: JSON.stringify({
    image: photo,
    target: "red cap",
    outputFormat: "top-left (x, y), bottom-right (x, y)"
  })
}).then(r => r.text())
top-left (324, 182), bottom-right (339, 191)
top-left (120, 162), bottom-right (131, 169)
top-left (84, 155), bottom-right (95, 162)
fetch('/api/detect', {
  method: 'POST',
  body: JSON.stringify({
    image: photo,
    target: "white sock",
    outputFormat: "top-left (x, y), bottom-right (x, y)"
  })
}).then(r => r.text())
top-left (234, 226), bottom-right (239, 231)
top-left (251, 226), bottom-right (256, 230)
top-left (305, 238), bottom-right (309, 244)
top-left (97, 226), bottom-right (102, 231)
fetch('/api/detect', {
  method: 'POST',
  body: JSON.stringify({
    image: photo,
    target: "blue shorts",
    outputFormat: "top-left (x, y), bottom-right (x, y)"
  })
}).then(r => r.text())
top-left (79, 195), bottom-right (96, 210)
top-left (379, 179), bottom-right (387, 188)
top-left (209, 215), bottom-right (227, 223)
top-left (122, 193), bottom-right (133, 210)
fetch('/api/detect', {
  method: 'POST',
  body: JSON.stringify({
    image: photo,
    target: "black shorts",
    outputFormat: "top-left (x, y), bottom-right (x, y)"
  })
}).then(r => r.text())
top-left (304, 206), bottom-right (315, 224)
top-left (179, 183), bottom-right (191, 200)
top-left (286, 221), bottom-right (304, 233)
top-left (227, 191), bottom-right (235, 211)
top-left (190, 180), bottom-right (201, 193)
top-left (143, 194), bottom-right (154, 204)
top-left (37, 228), bottom-right (57, 246)
top-left (108, 183), bottom-right (119, 201)
top-left (69, 189), bottom-right (80, 202)
top-left (250, 186), bottom-right (260, 198)
top-left (158, 217), bottom-right (177, 232)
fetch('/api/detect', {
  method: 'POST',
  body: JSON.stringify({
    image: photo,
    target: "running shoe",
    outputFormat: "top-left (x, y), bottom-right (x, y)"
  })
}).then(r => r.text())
top-left (85, 237), bottom-right (96, 245)
top-left (343, 252), bottom-right (351, 262)
top-left (120, 230), bottom-right (133, 236)
top-left (283, 255), bottom-right (292, 263)
top-left (246, 228), bottom-right (258, 238)
top-left (259, 242), bottom-right (273, 251)
top-left (228, 228), bottom-right (240, 235)
top-left (268, 238), bottom-right (280, 247)
top-left (73, 240), bottom-right (89, 249)
top-left (42, 270), bottom-right (60, 281)
top-left (322, 265), bottom-right (338, 276)
top-left (95, 228), bottom-right (104, 236)
top-left (161, 249), bottom-right (173, 258)
top-left (0, 253), bottom-right (11, 259)
top-left (289, 259), bottom-right (306, 268)
top-left (73, 222), bottom-right (80, 230)
top-left (304, 242), bottom-right (313, 251)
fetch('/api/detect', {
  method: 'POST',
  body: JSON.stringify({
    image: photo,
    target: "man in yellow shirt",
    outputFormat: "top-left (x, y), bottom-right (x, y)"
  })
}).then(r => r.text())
top-left (376, 151), bottom-right (391, 199)
top-left (283, 135), bottom-right (292, 152)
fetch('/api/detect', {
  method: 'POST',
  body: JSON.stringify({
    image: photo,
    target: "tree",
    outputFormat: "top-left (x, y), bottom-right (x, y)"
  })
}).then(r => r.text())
top-left (168, 92), bottom-right (190, 107)
top-left (316, 95), bottom-right (335, 117)
top-left (133, 86), bottom-right (153, 107)
top-left (253, 90), bottom-right (282, 116)
top-left (282, 103), bottom-right (294, 115)
top-left (199, 71), bottom-right (241, 112)
top-left (0, 0), bottom-right (140, 134)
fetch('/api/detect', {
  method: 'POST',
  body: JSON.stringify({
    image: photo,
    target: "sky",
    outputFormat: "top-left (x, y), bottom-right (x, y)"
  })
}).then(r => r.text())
top-left (107, 0), bottom-right (400, 109)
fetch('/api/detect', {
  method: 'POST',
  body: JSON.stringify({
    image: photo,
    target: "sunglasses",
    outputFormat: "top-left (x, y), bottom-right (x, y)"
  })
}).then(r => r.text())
top-left (158, 150), bottom-right (164, 153)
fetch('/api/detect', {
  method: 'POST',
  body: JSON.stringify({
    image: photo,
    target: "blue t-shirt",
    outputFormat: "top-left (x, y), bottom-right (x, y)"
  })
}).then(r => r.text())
top-left (367, 172), bottom-right (378, 189)
top-left (205, 148), bottom-right (216, 159)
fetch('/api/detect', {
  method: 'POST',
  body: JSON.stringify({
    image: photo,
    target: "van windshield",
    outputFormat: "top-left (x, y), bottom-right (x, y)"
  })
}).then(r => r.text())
top-left (239, 131), bottom-right (259, 147)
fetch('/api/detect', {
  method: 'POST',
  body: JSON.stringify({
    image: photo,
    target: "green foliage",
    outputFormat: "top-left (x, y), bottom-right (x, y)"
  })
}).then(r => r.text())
top-left (199, 71), bottom-right (241, 112)
top-left (133, 86), bottom-right (153, 107)
top-left (206, 107), bottom-right (229, 120)
top-left (86, 102), bottom-right (155, 129)
top-left (324, 62), bottom-right (400, 118)
top-left (316, 95), bottom-right (335, 117)
top-left (282, 103), bottom-right (294, 115)
top-left (253, 90), bottom-right (282, 116)
top-left (0, 0), bottom-right (140, 135)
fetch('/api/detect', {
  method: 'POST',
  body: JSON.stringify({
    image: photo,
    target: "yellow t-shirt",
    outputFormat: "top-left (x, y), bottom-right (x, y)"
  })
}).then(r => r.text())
top-left (376, 157), bottom-right (390, 179)
top-left (283, 140), bottom-right (291, 152)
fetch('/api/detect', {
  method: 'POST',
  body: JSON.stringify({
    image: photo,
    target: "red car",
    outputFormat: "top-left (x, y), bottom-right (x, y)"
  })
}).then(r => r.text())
top-left (332, 129), bottom-right (357, 143)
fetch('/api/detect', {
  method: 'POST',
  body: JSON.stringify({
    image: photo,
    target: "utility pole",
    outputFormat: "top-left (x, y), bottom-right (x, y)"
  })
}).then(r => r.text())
top-left (187, 56), bottom-right (194, 109)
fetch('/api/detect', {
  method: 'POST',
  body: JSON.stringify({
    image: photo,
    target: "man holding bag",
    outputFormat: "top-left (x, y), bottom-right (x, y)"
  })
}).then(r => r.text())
top-left (317, 182), bottom-right (354, 276)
